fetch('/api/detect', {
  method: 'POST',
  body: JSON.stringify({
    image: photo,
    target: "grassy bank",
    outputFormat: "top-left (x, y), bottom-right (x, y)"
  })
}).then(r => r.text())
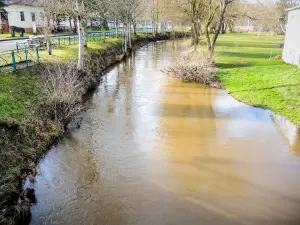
top-left (211, 33), bottom-right (300, 125)
top-left (0, 37), bottom-right (126, 225)
top-left (0, 38), bottom-right (124, 119)
top-left (0, 71), bottom-right (39, 118)
top-left (39, 38), bottom-right (123, 62)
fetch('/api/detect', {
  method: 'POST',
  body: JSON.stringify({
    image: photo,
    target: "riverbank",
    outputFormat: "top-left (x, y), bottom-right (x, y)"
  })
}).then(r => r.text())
top-left (0, 32), bottom-right (188, 225)
top-left (29, 37), bottom-right (300, 225)
top-left (213, 33), bottom-right (300, 125)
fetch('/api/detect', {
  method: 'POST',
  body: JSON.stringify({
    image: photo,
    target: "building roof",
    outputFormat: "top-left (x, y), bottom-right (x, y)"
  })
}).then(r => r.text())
top-left (287, 5), bottom-right (300, 12)
top-left (5, 0), bottom-right (37, 6)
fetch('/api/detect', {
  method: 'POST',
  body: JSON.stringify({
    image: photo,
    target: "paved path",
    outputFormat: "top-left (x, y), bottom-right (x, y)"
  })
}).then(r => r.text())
top-left (0, 35), bottom-right (77, 52)
top-left (0, 39), bottom-right (21, 52)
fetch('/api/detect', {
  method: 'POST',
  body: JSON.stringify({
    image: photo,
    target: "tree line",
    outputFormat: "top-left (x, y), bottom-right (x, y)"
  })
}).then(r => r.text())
top-left (35, 0), bottom-right (299, 69)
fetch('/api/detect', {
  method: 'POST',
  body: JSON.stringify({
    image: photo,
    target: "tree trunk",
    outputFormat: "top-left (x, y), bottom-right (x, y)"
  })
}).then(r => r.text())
top-left (124, 23), bottom-right (127, 53)
top-left (128, 22), bottom-right (132, 48)
top-left (77, 16), bottom-right (84, 70)
top-left (221, 22), bottom-right (227, 34)
top-left (228, 22), bottom-right (233, 32)
top-left (210, 4), bottom-right (228, 53)
top-left (46, 16), bottom-right (52, 55)
top-left (191, 20), bottom-right (200, 51)
top-left (46, 40), bottom-right (52, 55)
top-left (73, 17), bottom-right (77, 33)
top-left (69, 17), bottom-right (72, 32)
top-left (205, 28), bottom-right (212, 52)
top-left (132, 21), bottom-right (136, 35)
top-left (102, 19), bottom-right (109, 30)
top-left (152, 20), bottom-right (155, 36)
top-left (83, 21), bottom-right (88, 48)
top-left (115, 17), bottom-right (118, 38)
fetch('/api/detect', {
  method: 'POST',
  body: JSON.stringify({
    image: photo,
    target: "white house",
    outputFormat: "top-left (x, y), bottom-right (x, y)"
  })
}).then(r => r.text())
top-left (1, 0), bottom-right (43, 33)
top-left (283, 5), bottom-right (300, 66)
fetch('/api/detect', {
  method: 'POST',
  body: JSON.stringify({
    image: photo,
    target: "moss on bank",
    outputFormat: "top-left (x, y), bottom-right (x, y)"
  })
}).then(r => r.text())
top-left (0, 32), bottom-right (188, 225)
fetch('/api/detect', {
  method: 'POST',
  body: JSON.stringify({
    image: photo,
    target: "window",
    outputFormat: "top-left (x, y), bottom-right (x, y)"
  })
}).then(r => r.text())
top-left (20, 11), bottom-right (25, 21)
top-left (31, 12), bottom-right (36, 22)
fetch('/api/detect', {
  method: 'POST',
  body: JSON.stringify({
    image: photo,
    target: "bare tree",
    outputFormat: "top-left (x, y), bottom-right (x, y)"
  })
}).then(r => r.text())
top-left (170, 0), bottom-right (202, 50)
top-left (38, 0), bottom-right (61, 55)
top-left (237, 0), bottom-right (300, 35)
top-left (55, 0), bottom-right (98, 69)
top-left (204, 0), bottom-right (234, 53)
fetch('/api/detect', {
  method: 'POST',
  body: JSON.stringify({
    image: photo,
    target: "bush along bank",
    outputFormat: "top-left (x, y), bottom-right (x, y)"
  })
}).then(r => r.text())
top-left (0, 32), bottom-right (189, 225)
top-left (165, 50), bottom-right (224, 89)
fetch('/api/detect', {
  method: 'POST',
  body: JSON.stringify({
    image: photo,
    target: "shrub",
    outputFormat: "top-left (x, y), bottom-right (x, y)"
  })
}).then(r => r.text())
top-left (38, 62), bottom-right (84, 126)
top-left (166, 51), bottom-right (223, 88)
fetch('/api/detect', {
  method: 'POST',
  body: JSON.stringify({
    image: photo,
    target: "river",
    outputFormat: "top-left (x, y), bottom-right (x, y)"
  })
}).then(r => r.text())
top-left (31, 40), bottom-right (300, 225)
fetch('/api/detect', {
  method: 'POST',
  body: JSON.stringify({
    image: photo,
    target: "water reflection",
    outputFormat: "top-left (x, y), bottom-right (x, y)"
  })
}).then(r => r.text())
top-left (31, 40), bottom-right (300, 225)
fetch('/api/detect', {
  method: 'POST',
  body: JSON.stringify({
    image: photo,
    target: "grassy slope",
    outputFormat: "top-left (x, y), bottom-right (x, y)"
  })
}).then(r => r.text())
top-left (0, 70), bottom-right (39, 119)
top-left (0, 37), bottom-right (124, 225)
top-left (0, 38), bottom-right (123, 120)
top-left (213, 33), bottom-right (300, 125)
top-left (39, 38), bottom-right (123, 62)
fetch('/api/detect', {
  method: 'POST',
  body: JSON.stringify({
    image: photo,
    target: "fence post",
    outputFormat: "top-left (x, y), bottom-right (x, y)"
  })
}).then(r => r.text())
top-left (25, 47), bottom-right (29, 66)
top-left (11, 50), bottom-right (17, 72)
top-left (16, 43), bottom-right (19, 53)
top-left (36, 46), bottom-right (40, 64)
top-left (69, 36), bottom-right (71, 45)
top-left (58, 38), bottom-right (61, 47)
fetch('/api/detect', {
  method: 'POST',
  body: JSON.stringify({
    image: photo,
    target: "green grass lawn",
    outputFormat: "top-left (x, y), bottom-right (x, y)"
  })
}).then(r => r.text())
top-left (39, 38), bottom-right (123, 62)
top-left (0, 38), bottom-right (123, 119)
top-left (211, 33), bottom-right (300, 125)
top-left (0, 32), bottom-right (32, 40)
top-left (0, 69), bottom-right (40, 118)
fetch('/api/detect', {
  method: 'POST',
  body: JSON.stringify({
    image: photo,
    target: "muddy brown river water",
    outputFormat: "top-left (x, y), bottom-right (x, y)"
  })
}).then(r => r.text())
top-left (31, 40), bottom-right (300, 225)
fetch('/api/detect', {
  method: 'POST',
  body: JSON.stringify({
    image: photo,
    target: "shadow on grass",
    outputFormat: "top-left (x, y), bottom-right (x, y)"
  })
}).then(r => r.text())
top-left (218, 51), bottom-right (271, 59)
top-left (229, 83), bottom-right (300, 94)
top-left (217, 62), bottom-right (253, 69)
top-left (215, 41), bottom-right (281, 49)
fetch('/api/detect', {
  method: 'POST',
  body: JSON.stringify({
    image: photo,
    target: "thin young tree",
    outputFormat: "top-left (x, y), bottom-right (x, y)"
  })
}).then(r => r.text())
top-left (38, 0), bottom-right (60, 55)
top-left (58, 0), bottom-right (98, 69)
top-left (203, 0), bottom-right (234, 53)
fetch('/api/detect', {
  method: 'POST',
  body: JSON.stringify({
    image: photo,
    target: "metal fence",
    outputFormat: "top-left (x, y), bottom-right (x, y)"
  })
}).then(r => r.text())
top-left (15, 32), bottom-right (124, 50)
top-left (0, 46), bottom-right (39, 73)
top-left (0, 31), bottom-right (133, 73)
top-left (51, 31), bottom-right (124, 47)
